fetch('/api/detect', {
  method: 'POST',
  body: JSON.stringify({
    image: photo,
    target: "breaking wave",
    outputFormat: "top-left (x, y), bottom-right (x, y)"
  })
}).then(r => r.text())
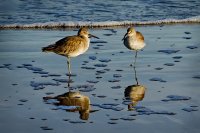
top-left (1, 16), bottom-right (200, 29)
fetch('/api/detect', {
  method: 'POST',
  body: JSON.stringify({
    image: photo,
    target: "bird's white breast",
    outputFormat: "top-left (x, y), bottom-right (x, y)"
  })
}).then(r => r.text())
top-left (124, 36), bottom-right (145, 51)
top-left (67, 37), bottom-right (90, 58)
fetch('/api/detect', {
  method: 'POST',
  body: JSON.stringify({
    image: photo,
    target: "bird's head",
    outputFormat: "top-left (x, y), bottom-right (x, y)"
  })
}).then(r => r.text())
top-left (122, 27), bottom-right (136, 41)
top-left (78, 27), bottom-right (99, 39)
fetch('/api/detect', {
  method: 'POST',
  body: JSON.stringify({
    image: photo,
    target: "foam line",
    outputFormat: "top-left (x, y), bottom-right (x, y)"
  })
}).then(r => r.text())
top-left (1, 16), bottom-right (200, 29)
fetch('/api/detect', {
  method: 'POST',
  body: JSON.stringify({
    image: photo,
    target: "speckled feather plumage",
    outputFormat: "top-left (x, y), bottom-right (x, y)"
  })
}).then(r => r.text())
top-left (42, 28), bottom-right (90, 57)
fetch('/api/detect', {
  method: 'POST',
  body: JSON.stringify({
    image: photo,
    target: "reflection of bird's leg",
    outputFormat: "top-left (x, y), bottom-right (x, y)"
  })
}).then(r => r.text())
top-left (66, 74), bottom-right (72, 92)
top-left (68, 75), bottom-right (71, 88)
top-left (133, 65), bottom-right (139, 85)
top-left (67, 57), bottom-right (71, 75)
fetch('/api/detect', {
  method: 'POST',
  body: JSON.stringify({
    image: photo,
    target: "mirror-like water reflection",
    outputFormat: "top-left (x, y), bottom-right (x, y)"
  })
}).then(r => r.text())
top-left (124, 65), bottom-right (146, 111)
top-left (43, 75), bottom-right (93, 120)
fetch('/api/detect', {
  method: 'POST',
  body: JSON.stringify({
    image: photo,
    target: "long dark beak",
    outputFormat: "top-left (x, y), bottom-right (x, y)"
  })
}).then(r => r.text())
top-left (89, 34), bottom-right (99, 39)
top-left (122, 33), bottom-right (128, 41)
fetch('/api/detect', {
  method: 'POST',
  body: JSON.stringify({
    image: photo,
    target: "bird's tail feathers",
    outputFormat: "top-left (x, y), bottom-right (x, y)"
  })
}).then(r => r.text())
top-left (42, 44), bottom-right (55, 52)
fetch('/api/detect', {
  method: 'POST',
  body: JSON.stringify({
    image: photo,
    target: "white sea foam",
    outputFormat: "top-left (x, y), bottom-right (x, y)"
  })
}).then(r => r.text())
top-left (1, 16), bottom-right (200, 29)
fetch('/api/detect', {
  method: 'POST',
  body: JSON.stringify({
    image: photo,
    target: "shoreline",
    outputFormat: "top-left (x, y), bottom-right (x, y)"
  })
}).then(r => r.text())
top-left (1, 18), bottom-right (200, 29)
top-left (0, 23), bottom-right (200, 30)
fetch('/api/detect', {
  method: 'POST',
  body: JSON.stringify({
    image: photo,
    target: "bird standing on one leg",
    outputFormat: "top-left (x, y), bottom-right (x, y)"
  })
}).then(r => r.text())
top-left (42, 27), bottom-right (99, 75)
top-left (122, 27), bottom-right (146, 66)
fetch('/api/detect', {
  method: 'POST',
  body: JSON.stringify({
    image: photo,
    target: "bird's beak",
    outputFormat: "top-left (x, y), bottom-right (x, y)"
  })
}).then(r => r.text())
top-left (122, 33), bottom-right (128, 41)
top-left (89, 34), bottom-right (99, 39)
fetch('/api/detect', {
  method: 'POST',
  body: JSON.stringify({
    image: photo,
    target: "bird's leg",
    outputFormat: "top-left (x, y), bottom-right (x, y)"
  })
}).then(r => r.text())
top-left (67, 57), bottom-right (71, 75)
top-left (134, 51), bottom-right (138, 66)
top-left (133, 51), bottom-right (139, 85)
top-left (67, 58), bottom-right (72, 92)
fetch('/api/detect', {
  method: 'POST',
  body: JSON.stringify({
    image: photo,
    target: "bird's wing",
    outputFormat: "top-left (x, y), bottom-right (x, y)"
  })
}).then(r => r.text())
top-left (136, 31), bottom-right (144, 41)
top-left (54, 36), bottom-right (84, 54)
top-left (55, 36), bottom-right (74, 46)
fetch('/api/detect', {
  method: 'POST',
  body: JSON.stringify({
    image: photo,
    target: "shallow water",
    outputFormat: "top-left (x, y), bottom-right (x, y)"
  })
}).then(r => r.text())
top-left (0, 24), bottom-right (200, 133)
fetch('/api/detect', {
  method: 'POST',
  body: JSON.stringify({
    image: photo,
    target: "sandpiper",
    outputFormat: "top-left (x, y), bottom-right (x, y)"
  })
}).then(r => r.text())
top-left (42, 27), bottom-right (99, 75)
top-left (122, 27), bottom-right (146, 65)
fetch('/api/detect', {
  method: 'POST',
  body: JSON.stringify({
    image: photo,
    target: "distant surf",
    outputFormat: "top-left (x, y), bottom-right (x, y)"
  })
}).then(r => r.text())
top-left (1, 16), bottom-right (200, 29)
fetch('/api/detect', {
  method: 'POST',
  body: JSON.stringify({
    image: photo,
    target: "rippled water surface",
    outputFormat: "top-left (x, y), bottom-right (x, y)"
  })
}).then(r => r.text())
top-left (0, 0), bottom-right (200, 25)
top-left (0, 25), bottom-right (200, 133)
top-left (0, 1), bottom-right (200, 133)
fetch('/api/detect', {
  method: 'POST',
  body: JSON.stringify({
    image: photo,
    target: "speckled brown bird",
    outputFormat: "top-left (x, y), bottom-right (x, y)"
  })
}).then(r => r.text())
top-left (122, 27), bottom-right (146, 65)
top-left (42, 27), bottom-right (99, 75)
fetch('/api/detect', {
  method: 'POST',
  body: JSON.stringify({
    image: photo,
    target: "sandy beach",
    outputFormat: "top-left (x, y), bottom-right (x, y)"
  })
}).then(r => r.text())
top-left (0, 24), bottom-right (200, 133)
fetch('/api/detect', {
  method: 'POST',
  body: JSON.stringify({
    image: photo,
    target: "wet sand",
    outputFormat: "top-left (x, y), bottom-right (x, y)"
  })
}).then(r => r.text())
top-left (0, 24), bottom-right (200, 133)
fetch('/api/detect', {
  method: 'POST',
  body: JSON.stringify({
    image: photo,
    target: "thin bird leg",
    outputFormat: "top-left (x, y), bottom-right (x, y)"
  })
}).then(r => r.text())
top-left (134, 51), bottom-right (138, 66)
top-left (67, 57), bottom-right (71, 75)
top-left (133, 65), bottom-right (139, 85)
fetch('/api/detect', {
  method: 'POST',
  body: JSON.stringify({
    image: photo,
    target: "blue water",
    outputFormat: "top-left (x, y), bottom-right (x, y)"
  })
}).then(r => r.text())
top-left (0, 0), bottom-right (200, 27)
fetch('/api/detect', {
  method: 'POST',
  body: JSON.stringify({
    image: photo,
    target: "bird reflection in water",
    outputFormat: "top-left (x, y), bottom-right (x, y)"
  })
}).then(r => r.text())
top-left (43, 75), bottom-right (93, 120)
top-left (124, 65), bottom-right (146, 111)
